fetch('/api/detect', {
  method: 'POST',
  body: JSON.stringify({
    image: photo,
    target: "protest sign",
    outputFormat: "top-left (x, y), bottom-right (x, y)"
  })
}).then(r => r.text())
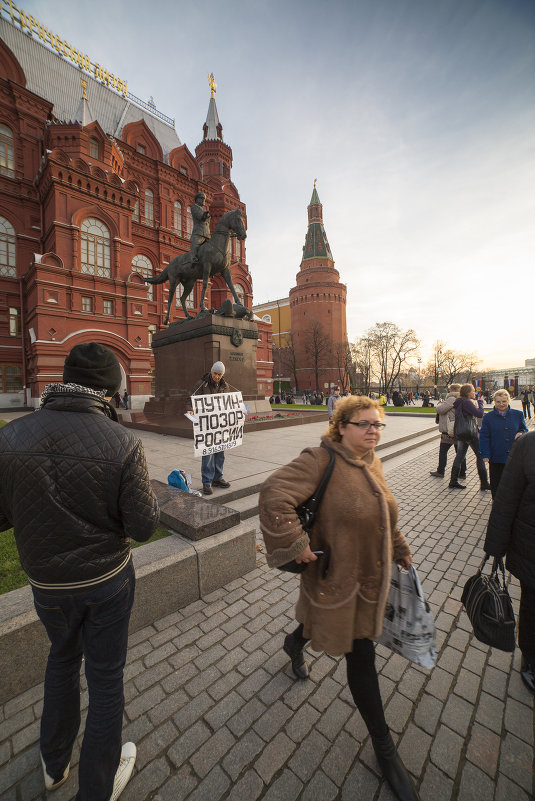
top-left (189, 391), bottom-right (246, 457)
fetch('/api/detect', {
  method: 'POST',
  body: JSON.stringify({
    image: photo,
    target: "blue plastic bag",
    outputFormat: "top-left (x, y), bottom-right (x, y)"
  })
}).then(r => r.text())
top-left (167, 470), bottom-right (190, 492)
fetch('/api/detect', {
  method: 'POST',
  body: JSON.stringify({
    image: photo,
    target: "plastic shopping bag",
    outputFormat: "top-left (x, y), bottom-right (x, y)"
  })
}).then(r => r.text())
top-left (377, 565), bottom-right (436, 669)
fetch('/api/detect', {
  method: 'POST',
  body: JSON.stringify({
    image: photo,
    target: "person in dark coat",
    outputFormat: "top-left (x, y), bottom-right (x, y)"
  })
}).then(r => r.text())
top-left (479, 389), bottom-right (528, 497)
top-left (484, 432), bottom-right (535, 694)
top-left (449, 383), bottom-right (490, 491)
top-left (0, 343), bottom-right (160, 800)
top-left (191, 361), bottom-right (231, 495)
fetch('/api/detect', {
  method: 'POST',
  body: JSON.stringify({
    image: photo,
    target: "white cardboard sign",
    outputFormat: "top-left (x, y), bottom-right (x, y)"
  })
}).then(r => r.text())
top-left (190, 391), bottom-right (246, 457)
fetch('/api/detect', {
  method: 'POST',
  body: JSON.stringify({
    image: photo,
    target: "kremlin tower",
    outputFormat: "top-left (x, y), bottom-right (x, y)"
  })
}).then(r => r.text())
top-left (289, 183), bottom-right (347, 391)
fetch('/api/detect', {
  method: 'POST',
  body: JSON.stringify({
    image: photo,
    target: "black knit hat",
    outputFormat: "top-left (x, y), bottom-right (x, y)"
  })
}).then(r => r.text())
top-left (63, 342), bottom-right (121, 395)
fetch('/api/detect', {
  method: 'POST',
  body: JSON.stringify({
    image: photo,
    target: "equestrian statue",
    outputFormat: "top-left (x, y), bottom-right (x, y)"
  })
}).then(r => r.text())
top-left (144, 202), bottom-right (248, 325)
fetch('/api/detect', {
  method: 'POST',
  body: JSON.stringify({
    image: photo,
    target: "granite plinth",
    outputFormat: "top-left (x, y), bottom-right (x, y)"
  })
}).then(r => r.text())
top-left (152, 480), bottom-right (240, 541)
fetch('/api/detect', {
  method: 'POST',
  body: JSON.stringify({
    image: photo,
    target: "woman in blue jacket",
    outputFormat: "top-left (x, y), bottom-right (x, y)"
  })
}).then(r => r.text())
top-left (480, 389), bottom-right (528, 498)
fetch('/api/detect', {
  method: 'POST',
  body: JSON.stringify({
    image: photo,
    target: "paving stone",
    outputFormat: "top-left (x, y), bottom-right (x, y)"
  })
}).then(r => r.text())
top-left (255, 731), bottom-right (295, 783)
top-left (453, 668), bottom-right (480, 703)
top-left (503, 696), bottom-right (534, 745)
top-left (396, 667), bottom-right (427, 700)
top-left (258, 672), bottom-right (294, 705)
top-left (499, 731), bottom-right (534, 793)
top-left (235, 668), bottom-right (271, 700)
top-left (474, 690), bottom-right (504, 733)
top-left (322, 730), bottom-right (357, 784)
top-left (3, 685), bottom-right (43, 719)
top-left (384, 692), bottom-right (413, 734)
top-left (414, 692), bottom-right (443, 735)
top-left (301, 769), bottom-right (338, 801)
top-left (135, 718), bottom-right (179, 770)
top-left (261, 768), bottom-right (303, 801)
top-left (430, 723), bottom-right (464, 779)
top-left (190, 725), bottom-right (235, 778)
top-left (124, 683), bottom-right (165, 721)
top-left (425, 667), bottom-right (454, 701)
top-left (184, 664), bottom-right (221, 697)
top-left (482, 664), bottom-right (509, 700)
top-left (206, 669), bottom-right (242, 701)
top-left (0, 745), bottom-right (39, 796)
top-left (466, 722), bottom-right (500, 777)
top-left (182, 765), bottom-right (230, 801)
top-left (156, 764), bottom-right (198, 801)
top-left (397, 723), bottom-right (432, 776)
top-left (0, 707), bottom-right (34, 742)
top-left (133, 659), bottom-right (173, 692)
top-left (288, 729), bottom-right (330, 781)
top-left (172, 691), bottom-right (213, 731)
top-left (148, 624), bottom-right (180, 648)
top-left (419, 763), bottom-right (453, 801)
top-left (440, 692), bottom-right (474, 737)
top-left (340, 761), bottom-right (380, 801)
top-left (494, 773), bottom-right (533, 801)
top-left (458, 761), bottom-right (497, 801)
top-left (167, 720), bottom-right (211, 768)
top-left (253, 700), bottom-right (293, 743)
top-left (437, 645), bottom-right (464, 674)
top-left (309, 676), bottom-right (341, 712)
top-left (225, 769), bottom-right (264, 801)
top-left (228, 697), bottom-right (266, 737)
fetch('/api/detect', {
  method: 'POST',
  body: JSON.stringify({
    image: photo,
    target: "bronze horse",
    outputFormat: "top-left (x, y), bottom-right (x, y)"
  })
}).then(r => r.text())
top-left (144, 208), bottom-right (247, 324)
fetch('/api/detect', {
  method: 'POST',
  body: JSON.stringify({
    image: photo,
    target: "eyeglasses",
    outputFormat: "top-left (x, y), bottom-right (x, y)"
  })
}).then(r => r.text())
top-left (346, 421), bottom-right (386, 430)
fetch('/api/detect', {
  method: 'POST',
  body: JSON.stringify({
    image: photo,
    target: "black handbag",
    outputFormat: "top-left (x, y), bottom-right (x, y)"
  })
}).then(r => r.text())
top-left (278, 448), bottom-right (335, 573)
top-left (461, 555), bottom-right (516, 652)
top-left (454, 409), bottom-right (478, 442)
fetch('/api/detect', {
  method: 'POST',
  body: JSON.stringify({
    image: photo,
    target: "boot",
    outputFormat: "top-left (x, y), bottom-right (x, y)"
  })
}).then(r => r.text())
top-left (478, 468), bottom-right (491, 491)
top-left (449, 466), bottom-right (466, 489)
top-left (372, 732), bottom-right (420, 801)
top-left (283, 631), bottom-right (309, 679)
top-left (429, 470), bottom-right (444, 478)
top-left (521, 657), bottom-right (535, 695)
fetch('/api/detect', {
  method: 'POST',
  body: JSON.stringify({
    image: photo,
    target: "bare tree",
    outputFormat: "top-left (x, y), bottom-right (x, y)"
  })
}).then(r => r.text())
top-left (303, 321), bottom-right (333, 391)
top-left (349, 336), bottom-right (374, 394)
top-left (367, 322), bottom-right (420, 394)
top-left (333, 340), bottom-right (354, 392)
top-left (275, 332), bottom-right (300, 391)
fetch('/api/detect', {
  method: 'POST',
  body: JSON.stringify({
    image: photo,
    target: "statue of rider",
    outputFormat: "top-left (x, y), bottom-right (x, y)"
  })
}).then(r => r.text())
top-left (189, 192), bottom-right (211, 264)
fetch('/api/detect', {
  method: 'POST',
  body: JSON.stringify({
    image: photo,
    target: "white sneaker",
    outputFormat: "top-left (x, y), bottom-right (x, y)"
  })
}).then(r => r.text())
top-left (40, 753), bottom-right (70, 790)
top-left (110, 742), bottom-right (136, 801)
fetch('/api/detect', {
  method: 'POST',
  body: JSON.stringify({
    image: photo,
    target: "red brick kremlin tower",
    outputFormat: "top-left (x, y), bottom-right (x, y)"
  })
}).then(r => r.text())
top-left (289, 183), bottom-right (347, 391)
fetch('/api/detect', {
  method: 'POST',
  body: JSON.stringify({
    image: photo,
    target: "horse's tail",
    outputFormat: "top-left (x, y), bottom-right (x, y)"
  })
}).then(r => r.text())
top-left (145, 265), bottom-right (169, 285)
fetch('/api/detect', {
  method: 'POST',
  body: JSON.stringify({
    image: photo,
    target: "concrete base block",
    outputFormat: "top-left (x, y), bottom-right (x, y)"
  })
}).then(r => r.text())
top-left (195, 522), bottom-right (257, 595)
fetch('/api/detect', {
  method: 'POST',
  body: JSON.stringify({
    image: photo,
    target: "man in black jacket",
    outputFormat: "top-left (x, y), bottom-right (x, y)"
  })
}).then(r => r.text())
top-left (0, 343), bottom-right (159, 801)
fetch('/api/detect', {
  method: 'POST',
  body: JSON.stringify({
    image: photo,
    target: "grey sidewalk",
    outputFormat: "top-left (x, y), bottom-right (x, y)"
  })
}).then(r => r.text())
top-left (0, 424), bottom-right (533, 800)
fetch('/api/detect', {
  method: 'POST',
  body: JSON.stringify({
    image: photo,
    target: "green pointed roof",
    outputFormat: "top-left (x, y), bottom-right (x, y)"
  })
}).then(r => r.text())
top-left (309, 184), bottom-right (321, 206)
top-left (302, 182), bottom-right (333, 261)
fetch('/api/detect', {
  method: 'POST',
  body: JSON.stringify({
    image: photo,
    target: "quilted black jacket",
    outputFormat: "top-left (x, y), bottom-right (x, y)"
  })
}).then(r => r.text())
top-left (484, 431), bottom-right (535, 589)
top-left (0, 392), bottom-right (160, 589)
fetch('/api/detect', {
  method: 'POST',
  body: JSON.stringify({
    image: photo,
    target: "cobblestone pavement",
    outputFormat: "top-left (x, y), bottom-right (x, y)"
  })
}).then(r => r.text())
top-left (1, 446), bottom-right (533, 801)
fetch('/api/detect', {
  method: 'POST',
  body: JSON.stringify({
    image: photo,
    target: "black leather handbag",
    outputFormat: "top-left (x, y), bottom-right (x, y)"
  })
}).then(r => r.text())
top-left (454, 409), bottom-right (478, 442)
top-left (278, 448), bottom-right (335, 573)
top-left (461, 555), bottom-right (516, 652)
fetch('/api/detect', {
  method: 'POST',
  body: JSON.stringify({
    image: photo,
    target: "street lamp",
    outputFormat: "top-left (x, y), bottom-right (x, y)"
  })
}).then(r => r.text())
top-left (417, 357), bottom-right (421, 394)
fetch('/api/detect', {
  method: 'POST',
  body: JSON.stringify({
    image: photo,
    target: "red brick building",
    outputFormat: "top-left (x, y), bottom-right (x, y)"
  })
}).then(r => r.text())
top-left (289, 184), bottom-right (348, 391)
top-left (0, 10), bottom-right (272, 409)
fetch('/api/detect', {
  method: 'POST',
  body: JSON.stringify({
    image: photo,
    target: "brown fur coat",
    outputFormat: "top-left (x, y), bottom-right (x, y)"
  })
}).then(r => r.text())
top-left (259, 435), bottom-right (411, 655)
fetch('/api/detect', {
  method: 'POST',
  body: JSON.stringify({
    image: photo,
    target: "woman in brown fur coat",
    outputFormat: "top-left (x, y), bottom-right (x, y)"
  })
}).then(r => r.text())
top-left (259, 395), bottom-right (419, 801)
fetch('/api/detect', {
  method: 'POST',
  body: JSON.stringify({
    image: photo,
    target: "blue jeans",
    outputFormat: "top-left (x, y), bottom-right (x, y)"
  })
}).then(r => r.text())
top-left (32, 560), bottom-right (135, 801)
top-left (201, 451), bottom-right (225, 485)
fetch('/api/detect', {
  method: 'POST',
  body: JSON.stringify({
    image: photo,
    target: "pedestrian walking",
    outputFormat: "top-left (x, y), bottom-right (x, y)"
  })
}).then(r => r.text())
top-left (122, 390), bottom-right (129, 410)
top-left (485, 431), bottom-right (535, 694)
top-left (0, 343), bottom-right (160, 800)
top-left (449, 383), bottom-right (490, 491)
top-left (521, 387), bottom-right (531, 419)
top-left (479, 389), bottom-right (527, 498)
top-left (430, 383), bottom-right (466, 479)
top-left (327, 386), bottom-right (340, 421)
top-left (259, 396), bottom-right (420, 801)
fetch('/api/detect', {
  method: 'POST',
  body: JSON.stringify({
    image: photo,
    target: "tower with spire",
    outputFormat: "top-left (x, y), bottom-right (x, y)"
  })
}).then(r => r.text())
top-left (289, 182), bottom-right (347, 391)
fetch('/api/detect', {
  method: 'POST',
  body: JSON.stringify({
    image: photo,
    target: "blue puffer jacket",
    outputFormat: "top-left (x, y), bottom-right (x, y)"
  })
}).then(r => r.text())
top-left (479, 407), bottom-right (528, 463)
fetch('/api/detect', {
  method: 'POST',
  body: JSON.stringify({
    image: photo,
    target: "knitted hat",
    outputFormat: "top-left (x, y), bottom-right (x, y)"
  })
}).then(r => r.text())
top-left (63, 343), bottom-right (121, 395)
top-left (211, 361), bottom-right (225, 375)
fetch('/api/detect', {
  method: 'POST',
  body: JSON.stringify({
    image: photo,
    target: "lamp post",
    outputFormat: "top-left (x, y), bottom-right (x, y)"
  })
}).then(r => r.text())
top-left (417, 357), bottom-right (421, 394)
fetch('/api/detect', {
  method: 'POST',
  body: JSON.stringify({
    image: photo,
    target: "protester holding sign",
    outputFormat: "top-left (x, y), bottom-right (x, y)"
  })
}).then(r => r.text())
top-left (191, 362), bottom-right (233, 495)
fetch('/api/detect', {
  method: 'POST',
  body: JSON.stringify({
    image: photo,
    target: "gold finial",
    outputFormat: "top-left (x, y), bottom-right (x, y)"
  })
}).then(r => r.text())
top-left (81, 79), bottom-right (87, 100)
top-left (314, 178), bottom-right (317, 189)
top-left (208, 73), bottom-right (217, 99)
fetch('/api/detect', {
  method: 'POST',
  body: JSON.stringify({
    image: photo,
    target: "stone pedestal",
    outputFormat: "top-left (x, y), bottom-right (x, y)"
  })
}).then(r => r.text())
top-left (143, 314), bottom-right (266, 435)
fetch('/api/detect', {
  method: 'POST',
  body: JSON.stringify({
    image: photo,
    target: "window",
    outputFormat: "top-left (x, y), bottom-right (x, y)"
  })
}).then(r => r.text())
top-left (236, 239), bottom-right (243, 262)
top-left (89, 138), bottom-right (99, 159)
top-left (81, 218), bottom-right (111, 277)
top-left (173, 201), bottom-right (182, 234)
top-left (137, 144), bottom-right (146, 155)
top-left (235, 284), bottom-right (246, 306)
top-left (186, 208), bottom-right (193, 236)
top-left (0, 124), bottom-right (15, 177)
top-left (0, 364), bottom-right (22, 393)
top-left (9, 307), bottom-right (20, 337)
top-left (82, 296), bottom-right (93, 312)
top-left (132, 199), bottom-right (139, 222)
top-left (132, 254), bottom-right (154, 300)
top-left (262, 314), bottom-right (271, 323)
top-left (103, 299), bottom-right (113, 315)
top-left (144, 189), bottom-right (154, 226)
top-left (0, 217), bottom-right (16, 277)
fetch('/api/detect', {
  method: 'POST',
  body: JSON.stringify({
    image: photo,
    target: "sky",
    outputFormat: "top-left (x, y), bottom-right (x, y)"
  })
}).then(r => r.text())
top-left (10, 0), bottom-right (535, 370)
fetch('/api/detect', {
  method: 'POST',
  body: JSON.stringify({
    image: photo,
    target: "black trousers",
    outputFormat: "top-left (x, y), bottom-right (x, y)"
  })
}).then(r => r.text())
top-left (437, 441), bottom-right (466, 474)
top-left (293, 624), bottom-right (388, 739)
top-left (519, 583), bottom-right (535, 665)
top-left (488, 462), bottom-right (506, 499)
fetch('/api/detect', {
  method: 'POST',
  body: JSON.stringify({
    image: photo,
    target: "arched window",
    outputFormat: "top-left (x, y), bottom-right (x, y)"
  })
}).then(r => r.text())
top-left (235, 284), bottom-right (246, 306)
top-left (89, 138), bottom-right (99, 159)
top-left (0, 125), bottom-right (15, 177)
top-left (173, 201), bottom-right (182, 234)
top-left (132, 254), bottom-right (154, 301)
top-left (186, 208), bottom-right (193, 237)
top-left (262, 314), bottom-right (271, 323)
top-left (81, 217), bottom-right (111, 277)
top-left (132, 199), bottom-right (139, 222)
top-left (144, 189), bottom-right (154, 226)
top-left (0, 216), bottom-right (16, 277)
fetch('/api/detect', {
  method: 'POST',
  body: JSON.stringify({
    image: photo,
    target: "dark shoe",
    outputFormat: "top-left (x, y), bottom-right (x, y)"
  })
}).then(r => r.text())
top-left (202, 484), bottom-right (213, 495)
top-left (449, 467), bottom-right (466, 489)
top-left (283, 632), bottom-right (309, 680)
top-left (429, 471), bottom-right (444, 478)
top-left (212, 479), bottom-right (230, 488)
top-left (478, 469), bottom-right (491, 491)
top-left (372, 734), bottom-right (420, 801)
top-left (521, 659), bottom-right (535, 695)
top-left (449, 481), bottom-right (466, 489)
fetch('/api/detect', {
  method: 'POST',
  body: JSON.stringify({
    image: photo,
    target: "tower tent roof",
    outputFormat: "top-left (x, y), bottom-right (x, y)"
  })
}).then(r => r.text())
top-left (204, 96), bottom-right (223, 141)
top-left (309, 184), bottom-right (321, 206)
top-left (302, 182), bottom-right (333, 262)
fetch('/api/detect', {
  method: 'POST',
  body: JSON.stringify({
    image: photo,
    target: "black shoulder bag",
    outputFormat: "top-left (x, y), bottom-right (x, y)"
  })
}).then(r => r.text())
top-left (461, 555), bottom-right (516, 652)
top-left (454, 409), bottom-right (478, 442)
top-left (279, 448), bottom-right (336, 573)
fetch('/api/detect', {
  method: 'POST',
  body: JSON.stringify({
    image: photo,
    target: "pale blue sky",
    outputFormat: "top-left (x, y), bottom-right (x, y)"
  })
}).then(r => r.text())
top-left (12, 0), bottom-right (535, 368)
